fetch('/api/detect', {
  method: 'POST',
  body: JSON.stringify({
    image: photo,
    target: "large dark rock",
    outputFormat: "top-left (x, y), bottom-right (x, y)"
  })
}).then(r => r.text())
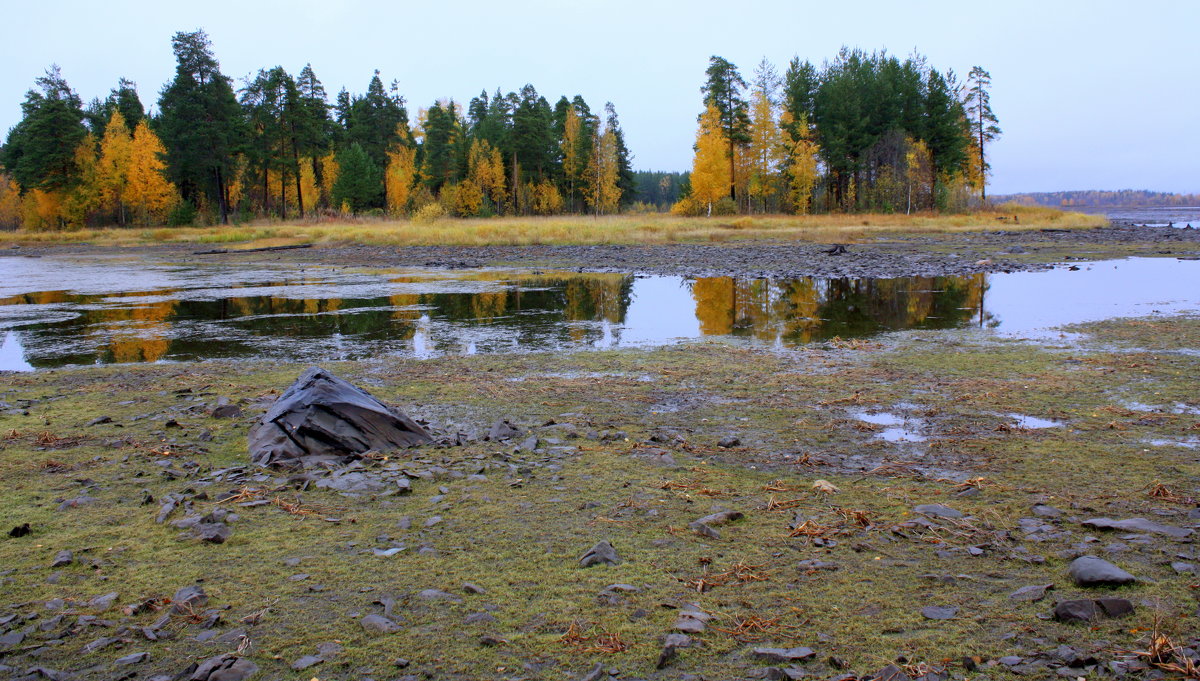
top-left (1069, 556), bottom-right (1137, 586)
top-left (248, 367), bottom-right (431, 468)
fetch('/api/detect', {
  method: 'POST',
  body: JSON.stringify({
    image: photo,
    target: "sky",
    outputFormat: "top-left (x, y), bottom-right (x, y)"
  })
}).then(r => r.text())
top-left (0, 0), bottom-right (1196, 195)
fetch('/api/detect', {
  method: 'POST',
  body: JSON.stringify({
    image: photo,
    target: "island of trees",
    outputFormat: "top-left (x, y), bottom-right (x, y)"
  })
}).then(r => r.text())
top-left (0, 32), bottom-right (1005, 231)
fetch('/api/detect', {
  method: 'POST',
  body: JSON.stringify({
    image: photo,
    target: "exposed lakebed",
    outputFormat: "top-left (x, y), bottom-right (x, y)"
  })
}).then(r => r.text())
top-left (1, 254), bottom-right (1199, 370)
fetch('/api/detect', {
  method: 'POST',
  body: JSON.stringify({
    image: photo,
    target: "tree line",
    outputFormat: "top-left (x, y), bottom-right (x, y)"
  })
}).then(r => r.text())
top-left (995, 190), bottom-right (1200, 209)
top-left (0, 30), bottom-right (635, 229)
top-left (676, 50), bottom-right (1000, 216)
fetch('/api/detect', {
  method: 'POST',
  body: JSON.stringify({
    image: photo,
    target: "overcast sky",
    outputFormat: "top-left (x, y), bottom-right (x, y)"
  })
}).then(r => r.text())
top-left (1, 0), bottom-right (1196, 195)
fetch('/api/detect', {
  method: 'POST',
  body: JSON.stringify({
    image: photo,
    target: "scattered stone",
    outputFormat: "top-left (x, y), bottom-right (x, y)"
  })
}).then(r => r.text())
top-left (361, 614), bottom-right (401, 634)
top-left (248, 366), bottom-right (431, 468)
top-left (423, 515), bottom-right (443, 528)
top-left (657, 633), bottom-right (693, 669)
top-left (50, 550), bottom-right (73, 568)
top-left (1082, 517), bottom-right (1194, 539)
top-left (1069, 556), bottom-right (1137, 586)
top-left (87, 592), bottom-right (119, 611)
top-left (57, 496), bottom-right (99, 511)
top-left (797, 559), bottom-right (840, 572)
top-left (914, 504), bottom-right (964, 519)
top-left (1096, 597), bottom-right (1136, 618)
top-left (577, 662), bottom-right (606, 681)
top-left (752, 647), bottom-right (817, 662)
top-left (674, 606), bottom-right (712, 634)
top-left (171, 586), bottom-right (207, 614)
top-left (1031, 504), bottom-right (1063, 518)
top-left (689, 510), bottom-right (744, 537)
top-left (463, 582), bottom-right (486, 594)
top-left (186, 654), bottom-right (259, 681)
top-left (488, 419), bottom-right (522, 441)
top-left (82, 636), bottom-right (119, 653)
top-left (416, 588), bottom-right (462, 603)
top-left (920, 605), bottom-right (958, 620)
top-left (189, 522), bottom-right (230, 544)
top-left (85, 416), bottom-right (113, 426)
top-left (291, 655), bottom-right (322, 671)
top-left (1009, 584), bottom-right (1054, 602)
top-left (870, 664), bottom-right (908, 681)
top-left (316, 471), bottom-right (390, 494)
top-left (211, 404), bottom-right (242, 419)
top-left (1053, 598), bottom-right (1135, 623)
top-left (718, 435), bottom-right (741, 448)
top-left (580, 540), bottom-right (621, 567)
top-left (114, 652), bottom-right (149, 666)
top-left (0, 631), bottom-right (25, 650)
top-left (1171, 561), bottom-right (1197, 575)
top-left (464, 612), bottom-right (496, 625)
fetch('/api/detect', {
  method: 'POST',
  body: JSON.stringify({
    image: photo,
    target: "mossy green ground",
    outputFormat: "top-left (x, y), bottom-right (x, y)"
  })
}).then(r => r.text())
top-left (1, 316), bottom-right (1198, 680)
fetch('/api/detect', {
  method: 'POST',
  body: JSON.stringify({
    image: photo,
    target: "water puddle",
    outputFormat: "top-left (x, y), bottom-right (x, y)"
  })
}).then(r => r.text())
top-left (2, 255), bottom-right (1199, 371)
top-left (1006, 413), bottom-right (1063, 429)
top-left (847, 408), bottom-right (927, 443)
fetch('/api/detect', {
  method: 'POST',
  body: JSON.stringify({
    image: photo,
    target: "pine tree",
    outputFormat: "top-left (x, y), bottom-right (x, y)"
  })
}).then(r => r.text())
top-left (700, 56), bottom-right (751, 203)
top-left (0, 65), bottom-right (87, 194)
top-left (965, 66), bottom-right (1001, 201)
top-left (331, 142), bottom-right (382, 214)
top-left (156, 30), bottom-right (244, 223)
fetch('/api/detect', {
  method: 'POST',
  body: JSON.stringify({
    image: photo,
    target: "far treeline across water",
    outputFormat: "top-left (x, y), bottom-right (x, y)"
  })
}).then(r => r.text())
top-left (0, 32), bottom-right (1001, 231)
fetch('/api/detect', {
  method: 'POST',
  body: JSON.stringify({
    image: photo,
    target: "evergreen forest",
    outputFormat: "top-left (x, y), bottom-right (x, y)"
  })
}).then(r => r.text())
top-left (0, 32), bottom-right (1005, 230)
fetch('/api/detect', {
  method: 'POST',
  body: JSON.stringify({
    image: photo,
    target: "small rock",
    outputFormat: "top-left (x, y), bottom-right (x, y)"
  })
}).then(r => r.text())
top-left (416, 588), bottom-right (462, 602)
top-left (718, 436), bottom-right (741, 448)
top-left (1096, 597), bottom-right (1135, 618)
top-left (463, 582), bottom-right (486, 594)
top-left (1031, 504), bottom-right (1063, 518)
top-left (1009, 584), bottom-right (1054, 602)
top-left (50, 550), bottom-right (74, 568)
top-left (190, 522), bottom-right (231, 544)
top-left (464, 612), bottom-right (496, 625)
top-left (1069, 556), bottom-right (1137, 586)
top-left (1053, 599), bottom-right (1099, 623)
top-left (921, 605), bottom-right (958, 620)
top-left (657, 633), bottom-right (693, 669)
top-left (1082, 517), bottom-right (1193, 539)
top-left (86, 416), bottom-right (113, 426)
top-left (186, 654), bottom-right (259, 681)
top-left (88, 592), bottom-right (119, 611)
top-left (114, 652), bottom-right (149, 665)
top-left (57, 496), bottom-right (99, 511)
top-left (423, 515), bottom-right (443, 528)
top-left (752, 647), bottom-right (816, 662)
top-left (291, 655), bottom-right (322, 671)
top-left (914, 504), bottom-right (964, 519)
top-left (578, 662), bottom-right (606, 681)
top-left (580, 540), bottom-right (621, 567)
top-left (360, 614), bottom-right (401, 634)
top-left (171, 585), bottom-right (208, 614)
top-left (211, 405), bottom-right (242, 419)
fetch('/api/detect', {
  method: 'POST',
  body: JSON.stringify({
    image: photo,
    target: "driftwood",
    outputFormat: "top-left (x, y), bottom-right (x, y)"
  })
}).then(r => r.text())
top-left (193, 243), bottom-right (313, 255)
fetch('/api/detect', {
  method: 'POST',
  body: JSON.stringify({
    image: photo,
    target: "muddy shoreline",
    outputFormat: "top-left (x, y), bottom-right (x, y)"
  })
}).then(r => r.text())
top-left (6, 223), bottom-right (1199, 279)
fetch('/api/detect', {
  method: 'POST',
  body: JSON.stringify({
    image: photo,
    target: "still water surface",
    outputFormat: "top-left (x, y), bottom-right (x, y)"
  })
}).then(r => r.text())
top-left (1, 255), bottom-right (1198, 371)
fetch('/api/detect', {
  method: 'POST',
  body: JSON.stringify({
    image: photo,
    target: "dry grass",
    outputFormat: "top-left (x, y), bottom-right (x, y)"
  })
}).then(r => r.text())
top-left (3, 204), bottom-right (1104, 248)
